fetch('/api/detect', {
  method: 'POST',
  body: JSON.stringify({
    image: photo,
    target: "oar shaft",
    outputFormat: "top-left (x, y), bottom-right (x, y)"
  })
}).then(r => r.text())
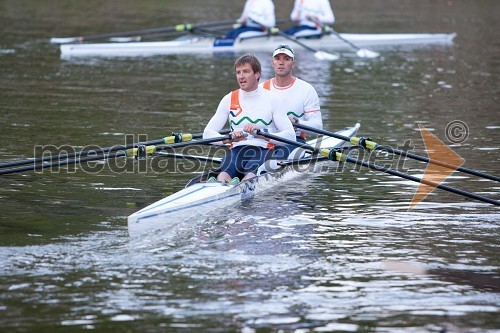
top-left (140, 24), bottom-right (235, 41)
top-left (0, 151), bottom-right (127, 175)
top-left (0, 131), bottom-right (231, 175)
top-left (319, 24), bottom-right (379, 58)
top-left (328, 28), bottom-right (360, 50)
top-left (387, 146), bottom-right (500, 182)
top-left (342, 155), bottom-right (500, 206)
top-left (0, 130), bottom-right (230, 170)
top-left (154, 135), bottom-right (232, 151)
top-left (250, 19), bottom-right (338, 60)
top-left (256, 129), bottom-right (499, 206)
top-left (294, 123), bottom-right (500, 182)
top-left (295, 123), bottom-right (350, 142)
top-left (155, 152), bottom-right (222, 164)
top-left (0, 138), bottom-right (165, 169)
top-left (50, 20), bottom-right (234, 43)
top-left (274, 29), bottom-right (317, 53)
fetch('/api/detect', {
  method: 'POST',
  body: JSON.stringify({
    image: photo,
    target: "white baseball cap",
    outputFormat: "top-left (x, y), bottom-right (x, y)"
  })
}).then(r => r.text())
top-left (272, 44), bottom-right (294, 58)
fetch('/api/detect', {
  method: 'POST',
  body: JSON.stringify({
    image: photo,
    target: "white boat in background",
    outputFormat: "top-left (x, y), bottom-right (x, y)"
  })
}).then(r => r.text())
top-left (60, 32), bottom-right (456, 58)
top-left (127, 123), bottom-right (360, 237)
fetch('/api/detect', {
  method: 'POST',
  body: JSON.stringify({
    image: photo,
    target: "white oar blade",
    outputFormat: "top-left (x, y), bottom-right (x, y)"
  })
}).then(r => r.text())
top-left (356, 48), bottom-right (380, 58)
top-left (50, 37), bottom-right (81, 44)
top-left (314, 51), bottom-right (340, 61)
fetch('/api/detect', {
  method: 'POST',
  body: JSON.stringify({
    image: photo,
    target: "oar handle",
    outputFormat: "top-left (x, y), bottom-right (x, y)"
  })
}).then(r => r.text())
top-left (255, 130), bottom-right (319, 152)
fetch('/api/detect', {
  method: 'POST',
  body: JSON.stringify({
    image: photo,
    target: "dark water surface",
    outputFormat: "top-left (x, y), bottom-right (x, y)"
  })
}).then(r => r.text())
top-left (0, 0), bottom-right (499, 332)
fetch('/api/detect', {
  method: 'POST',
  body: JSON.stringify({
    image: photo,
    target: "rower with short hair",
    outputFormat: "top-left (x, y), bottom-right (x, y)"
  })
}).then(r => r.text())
top-left (203, 54), bottom-right (295, 183)
top-left (261, 44), bottom-right (323, 158)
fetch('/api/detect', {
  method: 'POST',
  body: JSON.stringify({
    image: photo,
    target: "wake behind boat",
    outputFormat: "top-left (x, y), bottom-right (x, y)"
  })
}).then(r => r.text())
top-left (60, 32), bottom-right (456, 58)
top-left (127, 123), bottom-right (360, 237)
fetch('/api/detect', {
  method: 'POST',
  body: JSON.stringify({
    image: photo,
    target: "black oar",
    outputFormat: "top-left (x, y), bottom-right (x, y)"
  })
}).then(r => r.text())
top-left (155, 152), bottom-right (222, 164)
top-left (255, 130), bottom-right (500, 206)
top-left (250, 19), bottom-right (339, 61)
top-left (0, 134), bottom-right (232, 176)
top-left (315, 22), bottom-right (379, 58)
top-left (294, 123), bottom-right (500, 183)
top-left (101, 25), bottom-right (235, 42)
top-left (140, 25), bottom-right (233, 41)
top-left (273, 28), bottom-right (340, 60)
top-left (140, 19), bottom-right (287, 42)
top-left (275, 29), bottom-right (339, 60)
top-left (0, 150), bottom-right (130, 176)
top-left (0, 130), bottom-right (230, 169)
top-left (50, 20), bottom-right (234, 44)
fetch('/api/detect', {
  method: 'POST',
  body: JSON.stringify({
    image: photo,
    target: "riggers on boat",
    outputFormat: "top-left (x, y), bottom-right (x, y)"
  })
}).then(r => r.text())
top-left (127, 123), bottom-right (360, 237)
top-left (60, 32), bottom-right (456, 58)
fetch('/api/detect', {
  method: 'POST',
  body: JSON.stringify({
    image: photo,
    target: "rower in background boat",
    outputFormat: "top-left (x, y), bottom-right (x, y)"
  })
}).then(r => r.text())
top-left (203, 54), bottom-right (296, 184)
top-left (284, 0), bottom-right (335, 38)
top-left (261, 44), bottom-right (323, 159)
top-left (215, 0), bottom-right (275, 46)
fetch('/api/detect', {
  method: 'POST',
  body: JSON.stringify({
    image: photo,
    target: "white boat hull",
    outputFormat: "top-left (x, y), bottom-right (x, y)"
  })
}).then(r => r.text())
top-left (127, 123), bottom-right (360, 237)
top-left (61, 33), bottom-right (456, 58)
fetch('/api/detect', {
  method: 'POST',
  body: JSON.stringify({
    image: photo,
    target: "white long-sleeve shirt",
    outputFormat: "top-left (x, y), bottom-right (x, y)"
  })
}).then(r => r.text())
top-left (261, 77), bottom-right (323, 138)
top-left (240, 0), bottom-right (276, 28)
top-left (290, 0), bottom-right (335, 27)
top-left (203, 86), bottom-right (295, 148)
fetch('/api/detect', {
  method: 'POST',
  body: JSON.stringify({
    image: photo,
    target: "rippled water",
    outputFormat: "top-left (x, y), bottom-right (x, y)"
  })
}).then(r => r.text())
top-left (1, 0), bottom-right (499, 332)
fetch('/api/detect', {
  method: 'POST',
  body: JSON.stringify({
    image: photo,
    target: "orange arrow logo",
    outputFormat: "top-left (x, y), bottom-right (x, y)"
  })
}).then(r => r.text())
top-left (410, 125), bottom-right (465, 208)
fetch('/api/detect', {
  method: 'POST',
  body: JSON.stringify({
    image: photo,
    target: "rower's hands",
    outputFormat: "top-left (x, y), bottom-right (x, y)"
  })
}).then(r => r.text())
top-left (227, 126), bottom-right (270, 142)
top-left (239, 16), bottom-right (247, 25)
top-left (230, 130), bottom-right (247, 142)
top-left (306, 15), bottom-right (320, 23)
top-left (243, 124), bottom-right (257, 134)
top-left (243, 125), bottom-right (269, 141)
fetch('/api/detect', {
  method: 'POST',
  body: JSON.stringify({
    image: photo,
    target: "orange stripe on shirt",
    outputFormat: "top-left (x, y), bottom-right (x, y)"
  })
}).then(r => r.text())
top-left (230, 89), bottom-right (242, 117)
top-left (263, 79), bottom-right (271, 90)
